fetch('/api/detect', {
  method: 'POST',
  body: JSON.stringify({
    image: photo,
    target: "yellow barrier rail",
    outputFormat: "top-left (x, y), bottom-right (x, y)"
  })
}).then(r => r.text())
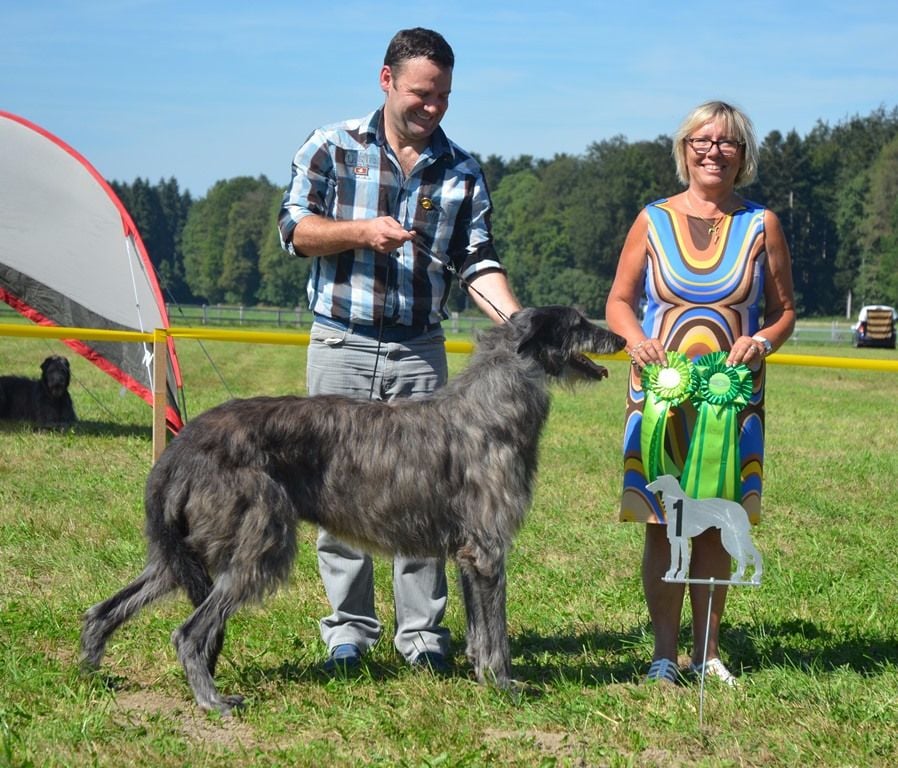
top-left (0, 323), bottom-right (153, 343)
top-left (2, 323), bottom-right (896, 461)
top-left (4, 323), bottom-right (897, 371)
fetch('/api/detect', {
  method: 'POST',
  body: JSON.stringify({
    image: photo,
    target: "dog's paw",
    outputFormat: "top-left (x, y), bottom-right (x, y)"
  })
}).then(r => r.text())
top-left (201, 693), bottom-right (246, 717)
top-left (495, 678), bottom-right (530, 704)
top-left (78, 641), bottom-right (105, 673)
top-left (79, 657), bottom-right (100, 675)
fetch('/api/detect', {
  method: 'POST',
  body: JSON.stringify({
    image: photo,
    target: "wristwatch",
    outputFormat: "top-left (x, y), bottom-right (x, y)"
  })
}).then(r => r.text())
top-left (752, 335), bottom-right (773, 356)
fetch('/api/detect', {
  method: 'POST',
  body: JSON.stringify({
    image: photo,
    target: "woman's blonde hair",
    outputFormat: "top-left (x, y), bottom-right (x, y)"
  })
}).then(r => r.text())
top-left (672, 101), bottom-right (759, 187)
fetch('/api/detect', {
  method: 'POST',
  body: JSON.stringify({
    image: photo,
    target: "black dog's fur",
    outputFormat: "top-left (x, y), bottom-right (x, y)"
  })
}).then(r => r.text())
top-left (80, 306), bottom-right (625, 714)
top-left (0, 355), bottom-right (76, 426)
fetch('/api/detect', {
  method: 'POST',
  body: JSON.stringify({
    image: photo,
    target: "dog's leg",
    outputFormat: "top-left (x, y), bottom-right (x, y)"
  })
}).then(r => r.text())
top-left (171, 572), bottom-right (247, 716)
top-left (171, 479), bottom-right (298, 715)
top-left (180, 570), bottom-right (223, 674)
top-left (458, 567), bottom-right (486, 670)
top-left (457, 545), bottom-right (512, 689)
top-left (81, 562), bottom-right (177, 671)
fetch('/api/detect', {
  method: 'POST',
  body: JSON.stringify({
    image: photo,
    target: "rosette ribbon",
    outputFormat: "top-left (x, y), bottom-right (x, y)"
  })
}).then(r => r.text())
top-left (681, 351), bottom-right (754, 501)
top-left (640, 351), bottom-right (693, 482)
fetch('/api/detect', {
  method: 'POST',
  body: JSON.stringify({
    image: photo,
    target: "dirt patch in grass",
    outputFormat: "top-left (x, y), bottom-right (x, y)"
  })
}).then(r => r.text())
top-left (113, 690), bottom-right (261, 751)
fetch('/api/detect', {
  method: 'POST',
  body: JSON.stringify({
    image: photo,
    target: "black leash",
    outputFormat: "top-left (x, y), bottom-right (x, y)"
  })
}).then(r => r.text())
top-left (366, 237), bottom-right (509, 400)
top-left (413, 237), bottom-right (511, 323)
top-left (367, 255), bottom-right (392, 401)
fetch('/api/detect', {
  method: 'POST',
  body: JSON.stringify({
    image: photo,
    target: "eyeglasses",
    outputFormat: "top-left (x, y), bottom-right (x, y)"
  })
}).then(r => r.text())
top-left (685, 137), bottom-right (744, 157)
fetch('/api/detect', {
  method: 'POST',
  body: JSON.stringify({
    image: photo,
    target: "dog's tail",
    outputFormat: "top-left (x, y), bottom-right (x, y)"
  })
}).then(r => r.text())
top-left (81, 561), bottom-right (178, 670)
top-left (144, 456), bottom-right (214, 608)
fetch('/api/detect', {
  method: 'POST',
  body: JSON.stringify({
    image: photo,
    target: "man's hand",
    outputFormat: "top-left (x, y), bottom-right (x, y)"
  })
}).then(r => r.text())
top-left (293, 215), bottom-right (415, 258)
top-left (366, 216), bottom-right (416, 253)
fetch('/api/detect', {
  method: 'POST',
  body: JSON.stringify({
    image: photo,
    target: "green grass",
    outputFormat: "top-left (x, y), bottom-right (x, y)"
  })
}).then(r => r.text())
top-left (1, 334), bottom-right (896, 766)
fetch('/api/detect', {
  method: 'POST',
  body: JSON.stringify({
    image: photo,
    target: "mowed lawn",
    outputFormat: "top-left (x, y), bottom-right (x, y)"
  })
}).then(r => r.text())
top-left (0, 330), bottom-right (896, 767)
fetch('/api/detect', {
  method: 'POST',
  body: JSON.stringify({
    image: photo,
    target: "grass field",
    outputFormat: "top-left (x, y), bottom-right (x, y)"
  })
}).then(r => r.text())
top-left (0, 331), bottom-right (896, 767)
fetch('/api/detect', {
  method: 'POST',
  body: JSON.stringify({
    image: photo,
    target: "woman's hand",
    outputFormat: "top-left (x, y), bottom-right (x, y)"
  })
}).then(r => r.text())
top-left (627, 337), bottom-right (666, 369)
top-left (726, 335), bottom-right (767, 367)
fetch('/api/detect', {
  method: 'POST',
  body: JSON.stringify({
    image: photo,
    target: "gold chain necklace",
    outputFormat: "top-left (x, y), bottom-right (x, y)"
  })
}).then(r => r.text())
top-left (685, 194), bottom-right (725, 244)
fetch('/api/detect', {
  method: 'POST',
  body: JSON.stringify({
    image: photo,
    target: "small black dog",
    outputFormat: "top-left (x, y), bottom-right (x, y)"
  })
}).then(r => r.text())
top-left (0, 355), bottom-right (77, 426)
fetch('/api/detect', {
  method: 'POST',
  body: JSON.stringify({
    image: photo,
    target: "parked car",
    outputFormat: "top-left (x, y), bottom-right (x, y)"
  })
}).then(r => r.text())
top-left (852, 305), bottom-right (897, 349)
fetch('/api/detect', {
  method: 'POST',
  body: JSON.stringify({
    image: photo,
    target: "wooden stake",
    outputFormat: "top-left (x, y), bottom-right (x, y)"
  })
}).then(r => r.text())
top-left (152, 330), bottom-right (168, 463)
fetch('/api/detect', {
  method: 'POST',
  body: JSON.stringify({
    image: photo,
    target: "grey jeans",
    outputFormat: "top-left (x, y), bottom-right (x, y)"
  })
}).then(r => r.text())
top-left (306, 320), bottom-right (450, 662)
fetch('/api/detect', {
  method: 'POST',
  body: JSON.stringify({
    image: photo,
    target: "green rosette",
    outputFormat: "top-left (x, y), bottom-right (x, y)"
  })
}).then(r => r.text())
top-left (681, 350), bottom-right (754, 501)
top-left (640, 351), bottom-right (693, 482)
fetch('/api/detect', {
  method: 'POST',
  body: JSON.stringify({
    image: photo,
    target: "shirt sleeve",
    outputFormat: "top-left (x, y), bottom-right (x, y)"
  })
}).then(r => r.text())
top-left (277, 129), bottom-right (334, 256)
top-left (455, 167), bottom-right (503, 281)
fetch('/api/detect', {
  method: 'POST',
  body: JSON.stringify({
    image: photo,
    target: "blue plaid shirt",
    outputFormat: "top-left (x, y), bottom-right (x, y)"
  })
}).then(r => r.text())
top-left (278, 108), bottom-right (504, 326)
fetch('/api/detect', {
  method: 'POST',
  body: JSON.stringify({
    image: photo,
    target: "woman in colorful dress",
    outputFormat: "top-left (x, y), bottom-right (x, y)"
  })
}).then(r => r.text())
top-left (605, 101), bottom-right (796, 685)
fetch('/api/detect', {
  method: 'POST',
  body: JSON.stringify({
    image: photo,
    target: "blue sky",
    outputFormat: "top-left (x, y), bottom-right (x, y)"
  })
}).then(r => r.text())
top-left (4, 1), bottom-right (897, 197)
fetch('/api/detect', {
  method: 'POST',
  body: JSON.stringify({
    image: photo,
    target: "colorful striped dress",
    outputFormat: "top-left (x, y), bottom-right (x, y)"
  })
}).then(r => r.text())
top-left (619, 197), bottom-right (768, 525)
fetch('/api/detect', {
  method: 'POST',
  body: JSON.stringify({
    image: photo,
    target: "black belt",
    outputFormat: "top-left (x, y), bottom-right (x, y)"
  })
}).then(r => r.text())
top-left (313, 314), bottom-right (442, 343)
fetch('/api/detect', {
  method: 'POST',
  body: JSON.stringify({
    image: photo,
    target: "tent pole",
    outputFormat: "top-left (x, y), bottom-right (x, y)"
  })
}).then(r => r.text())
top-left (152, 330), bottom-right (168, 463)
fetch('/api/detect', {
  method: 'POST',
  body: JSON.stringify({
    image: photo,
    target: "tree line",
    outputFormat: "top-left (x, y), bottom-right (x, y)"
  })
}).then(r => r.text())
top-left (111, 105), bottom-right (898, 319)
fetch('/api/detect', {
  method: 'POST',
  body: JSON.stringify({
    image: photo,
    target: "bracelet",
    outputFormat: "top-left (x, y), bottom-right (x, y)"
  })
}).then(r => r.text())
top-left (752, 335), bottom-right (773, 356)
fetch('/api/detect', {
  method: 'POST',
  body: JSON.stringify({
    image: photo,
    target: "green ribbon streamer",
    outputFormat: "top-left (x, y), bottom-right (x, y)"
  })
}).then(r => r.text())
top-left (640, 351), bottom-right (693, 482)
top-left (681, 351), bottom-right (753, 501)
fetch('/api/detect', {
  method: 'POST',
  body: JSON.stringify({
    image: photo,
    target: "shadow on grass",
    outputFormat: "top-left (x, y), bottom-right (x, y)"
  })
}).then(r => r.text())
top-left (509, 620), bottom-right (897, 685)
top-left (0, 418), bottom-right (150, 439)
top-left (240, 629), bottom-right (647, 692)
top-left (70, 419), bottom-right (152, 439)
top-left (722, 618), bottom-right (898, 676)
top-left (157, 617), bottom-right (897, 705)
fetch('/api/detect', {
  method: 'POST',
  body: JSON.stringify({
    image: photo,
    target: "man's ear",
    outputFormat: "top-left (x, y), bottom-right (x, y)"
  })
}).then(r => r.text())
top-left (379, 65), bottom-right (393, 95)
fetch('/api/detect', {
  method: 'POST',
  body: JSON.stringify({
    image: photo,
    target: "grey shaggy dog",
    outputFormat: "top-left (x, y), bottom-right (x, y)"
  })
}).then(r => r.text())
top-left (80, 305), bottom-right (625, 714)
top-left (0, 355), bottom-right (76, 426)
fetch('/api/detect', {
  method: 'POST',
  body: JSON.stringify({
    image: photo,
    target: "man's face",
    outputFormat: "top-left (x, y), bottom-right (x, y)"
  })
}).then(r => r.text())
top-left (380, 56), bottom-right (452, 149)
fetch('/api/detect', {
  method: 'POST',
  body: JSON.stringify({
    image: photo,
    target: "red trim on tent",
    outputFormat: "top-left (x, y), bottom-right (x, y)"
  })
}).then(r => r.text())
top-left (1, 111), bottom-right (144, 240)
top-left (0, 111), bottom-right (182, 363)
top-left (0, 110), bottom-right (185, 432)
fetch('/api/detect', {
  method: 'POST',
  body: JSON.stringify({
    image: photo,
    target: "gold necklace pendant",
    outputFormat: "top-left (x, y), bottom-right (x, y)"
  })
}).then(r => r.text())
top-left (692, 213), bottom-right (722, 244)
top-left (685, 194), bottom-right (724, 244)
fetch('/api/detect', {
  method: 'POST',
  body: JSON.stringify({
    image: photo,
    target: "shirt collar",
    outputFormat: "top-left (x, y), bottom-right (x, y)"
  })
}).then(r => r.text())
top-left (367, 107), bottom-right (454, 162)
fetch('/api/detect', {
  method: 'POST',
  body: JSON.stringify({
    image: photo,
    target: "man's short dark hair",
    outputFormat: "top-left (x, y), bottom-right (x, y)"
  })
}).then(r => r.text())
top-left (384, 28), bottom-right (454, 71)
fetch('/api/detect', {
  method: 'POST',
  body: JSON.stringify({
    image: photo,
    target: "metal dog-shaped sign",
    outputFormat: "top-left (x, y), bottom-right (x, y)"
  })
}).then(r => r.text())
top-left (646, 474), bottom-right (763, 585)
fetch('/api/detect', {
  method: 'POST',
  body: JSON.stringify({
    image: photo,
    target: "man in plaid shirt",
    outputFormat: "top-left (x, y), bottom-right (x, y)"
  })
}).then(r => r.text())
top-left (278, 27), bottom-right (520, 674)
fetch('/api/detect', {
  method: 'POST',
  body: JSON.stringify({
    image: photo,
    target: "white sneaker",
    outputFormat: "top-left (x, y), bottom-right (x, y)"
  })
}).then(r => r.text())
top-left (689, 658), bottom-right (737, 687)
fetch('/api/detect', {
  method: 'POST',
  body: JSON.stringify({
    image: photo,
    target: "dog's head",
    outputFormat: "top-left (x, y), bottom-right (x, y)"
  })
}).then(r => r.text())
top-left (507, 305), bottom-right (626, 380)
top-left (40, 356), bottom-right (71, 399)
top-left (645, 475), bottom-right (682, 498)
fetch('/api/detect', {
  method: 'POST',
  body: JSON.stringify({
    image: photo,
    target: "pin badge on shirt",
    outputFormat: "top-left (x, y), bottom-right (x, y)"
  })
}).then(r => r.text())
top-left (420, 197), bottom-right (435, 211)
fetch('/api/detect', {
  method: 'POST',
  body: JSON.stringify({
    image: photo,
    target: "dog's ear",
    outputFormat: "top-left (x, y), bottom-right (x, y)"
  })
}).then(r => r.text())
top-left (513, 307), bottom-right (553, 353)
top-left (513, 307), bottom-right (569, 375)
